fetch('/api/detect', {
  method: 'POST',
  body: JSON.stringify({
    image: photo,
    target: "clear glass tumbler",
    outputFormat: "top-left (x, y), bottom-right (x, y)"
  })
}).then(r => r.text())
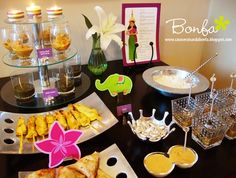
top-left (192, 112), bottom-right (228, 149)
top-left (171, 96), bottom-right (199, 128)
top-left (10, 72), bottom-right (35, 100)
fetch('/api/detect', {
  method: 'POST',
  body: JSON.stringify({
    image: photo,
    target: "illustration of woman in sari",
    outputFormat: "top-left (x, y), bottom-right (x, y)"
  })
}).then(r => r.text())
top-left (126, 11), bottom-right (138, 61)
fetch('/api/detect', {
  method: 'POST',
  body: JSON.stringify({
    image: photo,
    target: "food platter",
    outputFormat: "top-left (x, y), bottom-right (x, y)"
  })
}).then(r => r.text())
top-left (0, 92), bottom-right (118, 154)
top-left (18, 144), bottom-right (138, 178)
top-left (143, 66), bottom-right (209, 97)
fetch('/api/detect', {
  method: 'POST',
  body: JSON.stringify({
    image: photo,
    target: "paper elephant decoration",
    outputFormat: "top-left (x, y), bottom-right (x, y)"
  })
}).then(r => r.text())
top-left (95, 73), bottom-right (133, 97)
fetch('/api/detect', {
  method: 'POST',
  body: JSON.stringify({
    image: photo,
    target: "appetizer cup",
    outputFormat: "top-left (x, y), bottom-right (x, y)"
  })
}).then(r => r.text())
top-left (168, 145), bottom-right (198, 168)
top-left (1, 27), bottom-right (18, 60)
top-left (10, 26), bottom-right (33, 62)
top-left (51, 21), bottom-right (71, 58)
top-left (144, 152), bottom-right (175, 177)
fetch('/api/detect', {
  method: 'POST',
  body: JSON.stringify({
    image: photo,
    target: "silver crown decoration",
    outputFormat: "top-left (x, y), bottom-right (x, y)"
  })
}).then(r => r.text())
top-left (127, 109), bottom-right (175, 142)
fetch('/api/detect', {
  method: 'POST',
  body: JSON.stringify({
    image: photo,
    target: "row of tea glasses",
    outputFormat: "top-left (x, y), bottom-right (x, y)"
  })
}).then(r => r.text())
top-left (172, 73), bottom-right (236, 149)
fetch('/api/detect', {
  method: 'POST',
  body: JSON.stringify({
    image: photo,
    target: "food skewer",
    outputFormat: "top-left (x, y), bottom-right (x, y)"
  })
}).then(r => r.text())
top-left (73, 103), bottom-right (104, 128)
top-left (54, 111), bottom-right (68, 129)
top-left (25, 116), bottom-right (38, 152)
top-left (35, 115), bottom-right (48, 140)
top-left (45, 113), bottom-right (57, 130)
top-left (15, 102), bottom-right (104, 153)
top-left (60, 110), bottom-right (78, 129)
top-left (16, 116), bottom-right (27, 154)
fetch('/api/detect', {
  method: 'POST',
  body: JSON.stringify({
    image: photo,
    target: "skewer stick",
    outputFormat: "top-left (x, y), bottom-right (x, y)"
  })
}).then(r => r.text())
top-left (96, 120), bottom-right (105, 128)
top-left (183, 127), bottom-right (189, 151)
top-left (19, 133), bottom-right (23, 154)
top-left (88, 124), bottom-right (100, 134)
top-left (32, 136), bottom-right (35, 152)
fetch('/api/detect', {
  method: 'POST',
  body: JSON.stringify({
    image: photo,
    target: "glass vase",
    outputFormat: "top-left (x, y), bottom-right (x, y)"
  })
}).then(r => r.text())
top-left (88, 37), bottom-right (107, 75)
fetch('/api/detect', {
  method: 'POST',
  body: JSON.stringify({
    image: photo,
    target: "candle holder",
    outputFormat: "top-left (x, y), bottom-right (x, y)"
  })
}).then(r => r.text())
top-left (10, 72), bottom-right (35, 100)
top-left (26, 4), bottom-right (42, 20)
top-left (7, 10), bottom-right (24, 22)
top-left (47, 6), bottom-right (63, 19)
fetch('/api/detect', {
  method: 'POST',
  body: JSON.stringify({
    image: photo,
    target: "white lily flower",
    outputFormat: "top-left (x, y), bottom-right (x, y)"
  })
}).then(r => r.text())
top-left (86, 6), bottom-right (125, 50)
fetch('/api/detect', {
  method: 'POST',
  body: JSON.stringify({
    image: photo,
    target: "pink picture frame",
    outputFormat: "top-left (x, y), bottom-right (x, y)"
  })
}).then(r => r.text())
top-left (122, 3), bottom-right (161, 66)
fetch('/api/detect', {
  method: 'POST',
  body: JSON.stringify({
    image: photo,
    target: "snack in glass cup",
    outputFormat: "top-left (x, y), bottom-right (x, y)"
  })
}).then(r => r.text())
top-left (11, 41), bottom-right (33, 59)
top-left (51, 21), bottom-right (71, 57)
top-left (52, 32), bottom-right (70, 51)
top-left (0, 27), bottom-right (18, 59)
top-left (11, 27), bottom-right (33, 61)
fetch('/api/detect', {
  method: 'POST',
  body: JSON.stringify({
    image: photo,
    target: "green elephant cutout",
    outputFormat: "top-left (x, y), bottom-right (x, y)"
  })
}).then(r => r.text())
top-left (95, 73), bottom-right (133, 97)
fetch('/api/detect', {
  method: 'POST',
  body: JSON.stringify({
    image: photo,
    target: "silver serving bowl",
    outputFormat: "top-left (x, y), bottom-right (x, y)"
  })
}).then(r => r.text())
top-left (143, 66), bottom-right (209, 97)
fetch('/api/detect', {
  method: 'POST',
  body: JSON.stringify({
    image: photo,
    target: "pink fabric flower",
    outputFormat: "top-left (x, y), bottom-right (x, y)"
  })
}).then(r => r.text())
top-left (35, 121), bottom-right (83, 168)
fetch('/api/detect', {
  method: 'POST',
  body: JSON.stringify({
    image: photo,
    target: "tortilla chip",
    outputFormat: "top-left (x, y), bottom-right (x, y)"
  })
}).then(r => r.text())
top-left (96, 169), bottom-right (112, 178)
top-left (26, 168), bottom-right (56, 178)
top-left (57, 166), bottom-right (86, 178)
top-left (68, 152), bottom-right (99, 178)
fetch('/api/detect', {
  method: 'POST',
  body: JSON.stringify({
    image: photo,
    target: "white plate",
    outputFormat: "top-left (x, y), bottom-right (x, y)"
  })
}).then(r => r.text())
top-left (18, 144), bottom-right (138, 178)
top-left (0, 92), bottom-right (118, 154)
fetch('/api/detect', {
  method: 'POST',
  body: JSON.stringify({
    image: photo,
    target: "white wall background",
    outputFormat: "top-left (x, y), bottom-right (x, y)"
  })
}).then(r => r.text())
top-left (200, 0), bottom-right (236, 88)
top-left (0, 0), bottom-right (210, 78)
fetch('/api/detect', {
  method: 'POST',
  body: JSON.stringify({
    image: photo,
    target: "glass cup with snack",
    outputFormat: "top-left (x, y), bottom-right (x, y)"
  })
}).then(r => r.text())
top-left (40, 23), bottom-right (51, 48)
top-left (51, 21), bottom-right (71, 59)
top-left (1, 27), bottom-right (19, 60)
top-left (192, 112), bottom-right (228, 149)
top-left (11, 26), bottom-right (33, 65)
top-left (171, 96), bottom-right (199, 128)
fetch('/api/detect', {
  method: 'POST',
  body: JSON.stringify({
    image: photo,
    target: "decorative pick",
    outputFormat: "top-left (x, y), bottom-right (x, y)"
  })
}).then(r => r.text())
top-left (183, 127), bottom-right (190, 151)
top-left (230, 73), bottom-right (236, 91)
top-left (34, 122), bottom-right (83, 168)
top-left (187, 80), bottom-right (193, 106)
top-left (233, 96), bottom-right (236, 114)
top-left (210, 74), bottom-right (216, 98)
top-left (209, 91), bottom-right (218, 120)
